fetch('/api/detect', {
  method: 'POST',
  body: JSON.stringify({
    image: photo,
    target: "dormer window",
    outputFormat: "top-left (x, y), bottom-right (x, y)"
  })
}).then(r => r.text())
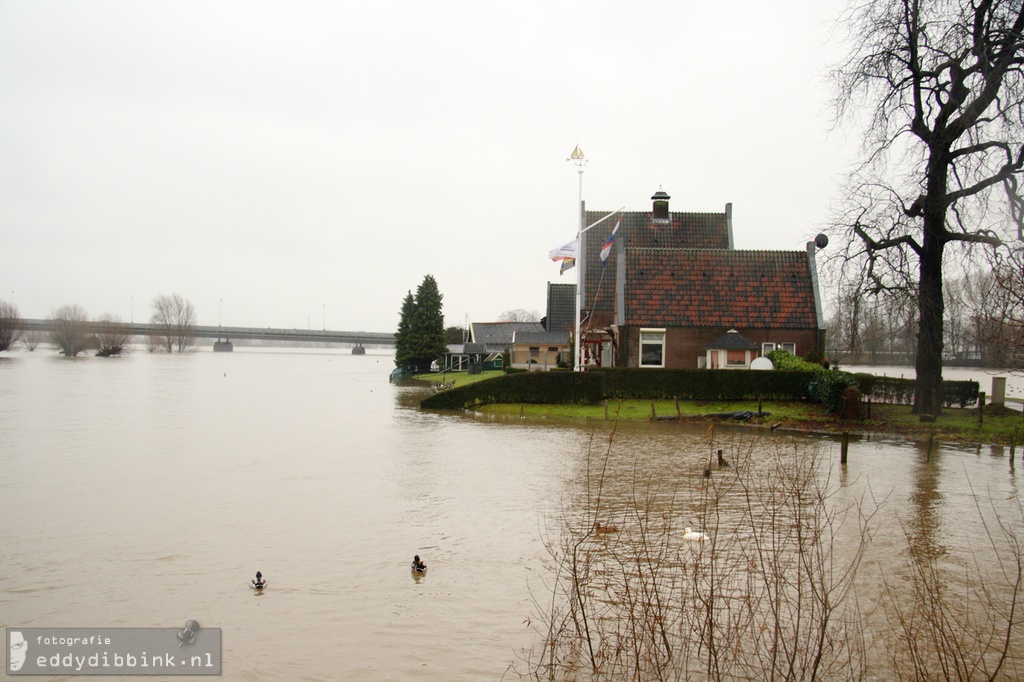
top-left (651, 188), bottom-right (670, 222)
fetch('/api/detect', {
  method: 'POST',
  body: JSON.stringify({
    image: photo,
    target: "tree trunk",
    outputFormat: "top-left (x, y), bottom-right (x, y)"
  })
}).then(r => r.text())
top-left (914, 160), bottom-right (949, 418)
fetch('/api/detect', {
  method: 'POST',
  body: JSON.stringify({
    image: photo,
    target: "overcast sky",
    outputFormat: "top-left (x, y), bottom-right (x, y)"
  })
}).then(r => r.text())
top-left (1, 0), bottom-right (856, 333)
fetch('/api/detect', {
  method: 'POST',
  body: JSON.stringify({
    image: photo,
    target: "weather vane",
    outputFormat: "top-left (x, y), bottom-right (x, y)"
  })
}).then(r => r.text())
top-left (567, 144), bottom-right (587, 168)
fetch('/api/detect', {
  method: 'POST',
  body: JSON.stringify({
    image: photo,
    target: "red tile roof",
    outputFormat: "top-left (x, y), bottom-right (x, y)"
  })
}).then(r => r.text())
top-left (624, 249), bottom-right (819, 329)
top-left (582, 209), bottom-right (730, 314)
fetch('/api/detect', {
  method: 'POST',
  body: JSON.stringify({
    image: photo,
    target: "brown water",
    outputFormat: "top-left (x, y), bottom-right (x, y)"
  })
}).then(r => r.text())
top-left (2, 348), bottom-right (1022, 680)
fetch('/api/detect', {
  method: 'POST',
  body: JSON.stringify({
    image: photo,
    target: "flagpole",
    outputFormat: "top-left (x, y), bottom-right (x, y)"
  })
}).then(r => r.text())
top-left (569, 145), bottom-right (586, 372)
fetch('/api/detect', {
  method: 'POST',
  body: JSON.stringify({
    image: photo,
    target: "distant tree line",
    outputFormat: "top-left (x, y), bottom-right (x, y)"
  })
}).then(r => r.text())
top-left (0, 294), bottom-right (197, 356)
top-left (826, 256), bottom-right (1024, 370)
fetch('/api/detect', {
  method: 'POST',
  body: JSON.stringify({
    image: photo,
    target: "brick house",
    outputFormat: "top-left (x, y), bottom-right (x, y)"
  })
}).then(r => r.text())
top-left (575, 190), bottom-right (825, 369)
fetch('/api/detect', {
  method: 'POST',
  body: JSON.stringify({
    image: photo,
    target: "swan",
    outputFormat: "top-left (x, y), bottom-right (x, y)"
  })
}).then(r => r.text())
top-left (682, 527), bottom-right (710, 542)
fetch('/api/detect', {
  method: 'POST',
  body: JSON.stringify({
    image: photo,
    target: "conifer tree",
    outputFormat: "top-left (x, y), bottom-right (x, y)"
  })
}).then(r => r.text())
top-left (394, 290), bottom-right (416, 369)
top-left (394, 275), bottom-right (447, 371)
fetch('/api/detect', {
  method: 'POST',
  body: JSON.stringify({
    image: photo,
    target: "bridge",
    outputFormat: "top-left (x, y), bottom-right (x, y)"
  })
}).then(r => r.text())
top-left (15, 319), bottom-right (395, 347)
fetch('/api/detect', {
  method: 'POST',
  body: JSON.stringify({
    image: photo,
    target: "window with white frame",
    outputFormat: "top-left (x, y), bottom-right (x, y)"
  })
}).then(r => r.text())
top-left (781, 342), bottom-right (796, 355)
top-left (727, 349), bottom-right (747, 366)
top-left (762, 342), bottom-right (775, 355)
top-left (639, 329), bottom-right (666, 367)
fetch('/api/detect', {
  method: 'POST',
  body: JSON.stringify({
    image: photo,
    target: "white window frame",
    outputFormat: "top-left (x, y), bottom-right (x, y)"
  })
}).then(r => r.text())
top-left (726, 349), bottom-right (748, 366)
top-left (762, 342), bottom-right (775, 356)
top-left (780, 342), bottom-right (796, 355)
top-left (639, 328), bottom-right (666, 368)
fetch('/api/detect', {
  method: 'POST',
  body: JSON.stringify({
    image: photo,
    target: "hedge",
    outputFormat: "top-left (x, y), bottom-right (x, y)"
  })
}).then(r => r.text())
top-left (596, 368), bottom-right (813, 401)
top-left (420, 359), bottom-right (979, 412)
top-left (853, 373), bottom-right (979, 408)
top-left (420, 368), bottom-right (815, 410)
top-left (420, 371), bottom-right (606, 410)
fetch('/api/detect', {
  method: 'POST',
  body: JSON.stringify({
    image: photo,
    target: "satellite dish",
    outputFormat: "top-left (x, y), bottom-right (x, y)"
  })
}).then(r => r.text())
top-left (750, 357), bottom-right (774, 371)
top-left (814, 233), bottom-right (829, 249)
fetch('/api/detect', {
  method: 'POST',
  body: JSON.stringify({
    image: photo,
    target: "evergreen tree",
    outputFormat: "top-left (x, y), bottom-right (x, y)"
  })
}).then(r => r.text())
top-left (393, 275), bottom-right (448, 371)
top-left (408, 275), bottom-right (447, 371)
top-left (394, 290), bottom-right (416, 368)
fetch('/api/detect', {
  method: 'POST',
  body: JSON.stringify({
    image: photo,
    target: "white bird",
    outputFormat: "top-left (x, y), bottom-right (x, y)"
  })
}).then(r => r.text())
top-left (682, 527), bottom-right (710, 542)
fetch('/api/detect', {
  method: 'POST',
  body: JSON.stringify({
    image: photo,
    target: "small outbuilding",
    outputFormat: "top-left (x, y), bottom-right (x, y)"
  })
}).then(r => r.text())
top-left (510, 330), bottom-right (571, 371)
top-left (704, 330), bottom-right (759, 369)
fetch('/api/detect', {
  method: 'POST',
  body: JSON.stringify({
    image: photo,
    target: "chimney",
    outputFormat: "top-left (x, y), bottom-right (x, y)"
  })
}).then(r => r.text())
top-left (651, 188), bottom-right (670, 221)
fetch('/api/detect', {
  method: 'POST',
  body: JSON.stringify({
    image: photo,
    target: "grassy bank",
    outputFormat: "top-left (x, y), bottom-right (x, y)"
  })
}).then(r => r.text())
top-left (411, 370), bottom-right (1024, 445)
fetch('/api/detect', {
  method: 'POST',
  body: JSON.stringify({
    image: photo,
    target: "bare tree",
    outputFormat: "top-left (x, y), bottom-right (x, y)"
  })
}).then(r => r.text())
top-left (518, 432), bottom-right (874, 680)
top-left (0, 300), bottom-right (22, 352)
top-left (95, 313), bottom-right (133, 357)
top-left (498, 308), bottom-right (540, 323)
top-left (150, 293), bottom-right (196, 352)
top-left (963, 269), bottom-right (1002, 363)
top-left (980, 249), bottom-right (1024, 370)
top-left (944, 276), bottom-right (970, 360)
top-left (49, 304), bottom-right (90, 356)
top-left (22, 330), bottom-right (43, 351)
top-left (830, 0), bottom-right (1024, 417)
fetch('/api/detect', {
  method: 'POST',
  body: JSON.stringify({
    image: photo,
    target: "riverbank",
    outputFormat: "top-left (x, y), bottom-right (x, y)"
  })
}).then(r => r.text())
top-left (413, 370), bottom-right (1023, 446)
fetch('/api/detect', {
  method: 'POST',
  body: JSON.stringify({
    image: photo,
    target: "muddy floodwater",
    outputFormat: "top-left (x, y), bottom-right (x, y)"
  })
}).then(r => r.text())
top-left (2, 348), bottom-right (1022, 680)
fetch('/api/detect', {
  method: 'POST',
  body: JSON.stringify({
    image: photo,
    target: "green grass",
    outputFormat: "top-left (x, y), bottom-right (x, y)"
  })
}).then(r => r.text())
top-left (480, 397), bottom-right (1024, 445)
top-left (411, 369), bottom-right (505, 387)
top-left (410, 370), bottom-right (1024, 445)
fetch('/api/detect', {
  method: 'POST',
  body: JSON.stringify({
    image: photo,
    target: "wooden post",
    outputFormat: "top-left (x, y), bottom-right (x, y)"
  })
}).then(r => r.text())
top-left (979, 391), bottom-right (986, 425)
top-left (675, 397), bottom-right (680, 417)
top-left (758, 396), bottom-right (763, 415)
top-left (866, 397), bottom-right (871, 419)
top-left (840, 432), bottom-right (849, 465)
top-left (604, 400), bottom-right (608, 421)
top-left (519, 403), bottom-right (524, 419)
top-left (651, 401), bottom-right (656, 420)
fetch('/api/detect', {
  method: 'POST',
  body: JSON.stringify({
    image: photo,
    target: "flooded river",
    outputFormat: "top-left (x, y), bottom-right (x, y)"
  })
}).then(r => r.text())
top-left (2, 348), bottom-right (1022, 679)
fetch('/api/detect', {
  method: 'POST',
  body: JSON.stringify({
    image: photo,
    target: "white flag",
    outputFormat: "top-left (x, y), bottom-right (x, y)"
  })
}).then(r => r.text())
top-left (549, 239), bottom-right (578, 261)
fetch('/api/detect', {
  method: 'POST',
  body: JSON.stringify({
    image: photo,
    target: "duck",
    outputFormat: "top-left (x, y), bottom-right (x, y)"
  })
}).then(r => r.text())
top-left (251, 570), bottom-right (267, 589)
top-left (411, 555), bottom-right (427, 573)
top-left (682, 527), bottom-right (710, 542)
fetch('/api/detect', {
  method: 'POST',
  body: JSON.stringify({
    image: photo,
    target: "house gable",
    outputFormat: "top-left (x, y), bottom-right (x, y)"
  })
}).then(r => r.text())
top-left (581, 203), bottom-right (732, 323)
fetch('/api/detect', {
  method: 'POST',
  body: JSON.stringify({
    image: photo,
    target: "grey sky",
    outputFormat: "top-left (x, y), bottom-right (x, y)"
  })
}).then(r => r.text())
top-left (1, 0), bottom-right (853, 333)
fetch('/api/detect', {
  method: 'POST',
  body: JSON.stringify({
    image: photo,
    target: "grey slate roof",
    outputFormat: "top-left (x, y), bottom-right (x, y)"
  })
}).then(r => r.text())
top-left (704, 330), bottom-right (759, 350)
top-left (469, 321), bottom-right (545, 347)
top-left (513, 330), bottom-right (570, 345)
